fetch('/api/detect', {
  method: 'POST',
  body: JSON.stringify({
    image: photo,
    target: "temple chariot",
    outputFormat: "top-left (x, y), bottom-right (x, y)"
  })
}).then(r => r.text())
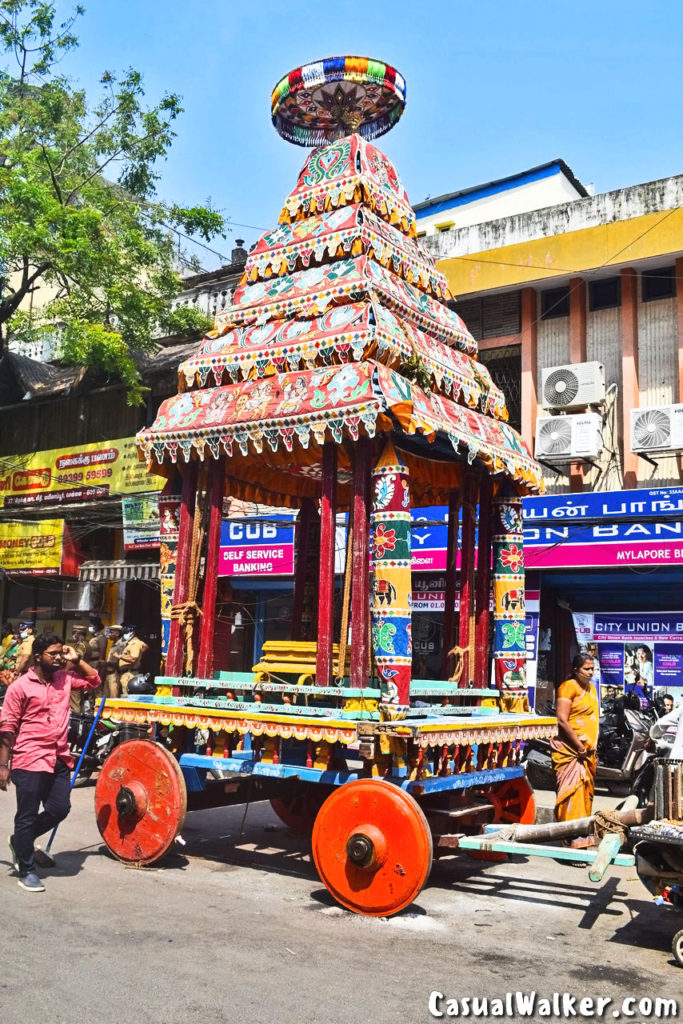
top-left (94, 56), bottom-right (557, 916)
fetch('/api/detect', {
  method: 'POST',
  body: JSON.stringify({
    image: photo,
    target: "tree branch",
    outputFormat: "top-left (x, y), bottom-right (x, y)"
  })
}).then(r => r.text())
top-left (40, 144), bottom-right (63, 204)
top-left (0, 262), bottom-right (52, 323)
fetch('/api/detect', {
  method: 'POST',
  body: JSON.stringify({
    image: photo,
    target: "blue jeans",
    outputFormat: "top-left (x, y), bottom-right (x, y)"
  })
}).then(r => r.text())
top-left (11, 759), bottom-right (71, 874)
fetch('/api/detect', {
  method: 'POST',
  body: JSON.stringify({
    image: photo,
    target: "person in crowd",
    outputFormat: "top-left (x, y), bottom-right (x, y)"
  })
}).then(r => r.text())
top-left (0, 625), bottom-right (20, 686)
top-left (86, 619), bottom-right (107, 674)
top-left (104, 625), bottom-right (127, 698)
top-left (13, 622), bottom-right (36, 677)
top-left (0, 632), bottom-right (101, 892)
top-left (551, 652), bottom-right (600, 822)
top-left (85, 618), bottom-right (108, 707)
top-left (1, 622), bottom-right (13, 652)
top-left (662, 693), bottom-right (675, 714)
top-left (118, 625), bottom-right (149, 695)
top-left (69, 626), bottom-right (89, 712)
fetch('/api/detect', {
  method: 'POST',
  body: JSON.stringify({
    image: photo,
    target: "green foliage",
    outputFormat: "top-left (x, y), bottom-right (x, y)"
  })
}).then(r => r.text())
top-left (398, 352), bottom-right (433, 393)
top-left (0, 1), bottom-right (225, 400)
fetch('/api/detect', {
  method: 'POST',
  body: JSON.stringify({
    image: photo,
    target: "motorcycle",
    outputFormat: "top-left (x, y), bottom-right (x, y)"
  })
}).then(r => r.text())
top-left (522, 693), bottom-right (659, 797)
top-left (67, 710), bottom-right (119, 782)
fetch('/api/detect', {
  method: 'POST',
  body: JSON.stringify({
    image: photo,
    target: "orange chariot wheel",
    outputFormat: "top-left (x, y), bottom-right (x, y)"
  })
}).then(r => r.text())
top-left (469, 775), bottom-right (536, 862)
top-left (488, 775), bottom-right (536, 825)
top-left (95, 739), bottom-right (187, 866)
top-left (311, 779), bottom-right (433, 917)
top-left (270, 784), bottom-right (328, 834)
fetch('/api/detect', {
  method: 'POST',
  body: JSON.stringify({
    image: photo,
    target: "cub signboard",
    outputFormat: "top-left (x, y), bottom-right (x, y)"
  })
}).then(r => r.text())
top-left (218, 516), bottom-right (295, 577)
top-left (0, 438), bottom-right (166, 509)
top-left (0, 519), bottom-right (65, 575)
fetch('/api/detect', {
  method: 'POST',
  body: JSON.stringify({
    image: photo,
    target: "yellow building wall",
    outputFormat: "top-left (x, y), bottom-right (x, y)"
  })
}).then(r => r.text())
top-left (439, 208), bottom-right (683, 296)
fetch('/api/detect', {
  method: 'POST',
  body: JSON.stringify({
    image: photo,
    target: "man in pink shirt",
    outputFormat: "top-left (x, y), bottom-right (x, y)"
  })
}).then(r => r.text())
top-left (0, 632), bottom-right (101, 892)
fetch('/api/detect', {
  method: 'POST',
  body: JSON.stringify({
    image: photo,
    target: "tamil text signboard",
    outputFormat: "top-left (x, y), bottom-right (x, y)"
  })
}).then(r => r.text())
top-left (0, 438), bottom-right (166, 509)
top-left (523, 486), bottom-right (683, 569)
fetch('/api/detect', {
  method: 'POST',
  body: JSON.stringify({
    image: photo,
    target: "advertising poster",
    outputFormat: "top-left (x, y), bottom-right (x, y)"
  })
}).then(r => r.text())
top-left (158, 494), bottom-right (181, 660)
top-left (573, 612), bottom-right (683, 702)
top-left (0, 437), bottom-right (166, 509)
top-left (0, 518), bottom-right (65, 575)
top-left (122, 494), bottom-right (161, 550)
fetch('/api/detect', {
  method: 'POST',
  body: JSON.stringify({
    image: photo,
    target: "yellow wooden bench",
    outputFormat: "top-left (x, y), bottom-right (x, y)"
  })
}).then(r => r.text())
top-left (252, 640), bottom-right (350, 686)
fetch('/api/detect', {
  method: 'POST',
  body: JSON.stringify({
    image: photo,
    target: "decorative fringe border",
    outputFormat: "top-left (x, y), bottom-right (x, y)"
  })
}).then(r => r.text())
top-left (279, 180), bottom-right (416, 237)
top-left (179, 316), bottom-right (507, 422)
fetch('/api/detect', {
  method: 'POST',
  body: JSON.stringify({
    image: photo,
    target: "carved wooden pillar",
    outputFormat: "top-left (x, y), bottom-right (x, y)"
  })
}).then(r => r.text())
top-left (166, 459), bottom-right (198, 677)
top-left (316, 444), bottom-right (337, 686)
top-left (197, 456), bottom-right (225, 680)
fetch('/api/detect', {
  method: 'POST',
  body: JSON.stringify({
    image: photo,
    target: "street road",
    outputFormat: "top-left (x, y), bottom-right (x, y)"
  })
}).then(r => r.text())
top-left (1, 782), bottom-right (680, 1024)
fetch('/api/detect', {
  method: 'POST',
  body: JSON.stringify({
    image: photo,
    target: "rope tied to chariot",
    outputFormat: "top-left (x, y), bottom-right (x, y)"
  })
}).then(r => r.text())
top-left (593, 810), bottom-right (629, 845)
top-left (171, 600), bottom-right (203, 675)
top-left (447, 645), bottom-right (469, 685)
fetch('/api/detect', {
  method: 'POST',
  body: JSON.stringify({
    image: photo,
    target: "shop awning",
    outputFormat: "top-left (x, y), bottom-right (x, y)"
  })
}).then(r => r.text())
top-left (79, 559), bottom-right (160, 582)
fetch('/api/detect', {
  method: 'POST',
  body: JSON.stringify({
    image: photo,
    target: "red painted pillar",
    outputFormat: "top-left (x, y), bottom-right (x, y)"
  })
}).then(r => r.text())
top-left (197, 456), bottom-right (225, 681)
top-left (440, 489), bottom-right (460, 679)
top-left (291, 497), bottom-right (315, 641)
top-left (350, 437), bottom-right (371, 688)
top-left (474, 475), bottom-right (493, 688)
top-left (167, 459), bottom-right (198, 677)
top-left (457, 471), bottom-right (478, 686)
top-left (315, 444), bottom-right (337, 687)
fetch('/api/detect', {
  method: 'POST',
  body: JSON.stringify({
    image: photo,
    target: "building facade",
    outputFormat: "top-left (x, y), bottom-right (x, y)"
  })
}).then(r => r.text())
top-left (418, 169), bottom-right (683, 704)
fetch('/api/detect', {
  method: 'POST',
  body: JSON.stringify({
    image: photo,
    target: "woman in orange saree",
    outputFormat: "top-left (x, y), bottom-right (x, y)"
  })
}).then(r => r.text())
top-left (551, 653), bottom-right (600, 821)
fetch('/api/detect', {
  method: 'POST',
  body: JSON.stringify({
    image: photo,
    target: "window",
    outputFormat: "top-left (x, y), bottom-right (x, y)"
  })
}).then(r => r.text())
top-left (642, 266), bottom-right (676, 302)
top-left (479, 344), bottom-right (521, 432)
top-left (589, 277), bottom-right (621, 311)
top-left (435, 220), bottom-right (454, 232)
top-left (540, 286), bottom-right (569, 320)
top-left (456, 292), bottom-right (521, 340)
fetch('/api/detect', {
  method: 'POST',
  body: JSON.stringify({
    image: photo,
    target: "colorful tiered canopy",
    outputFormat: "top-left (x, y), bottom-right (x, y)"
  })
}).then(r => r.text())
top-left (139, 83), bottom-right (543, 502)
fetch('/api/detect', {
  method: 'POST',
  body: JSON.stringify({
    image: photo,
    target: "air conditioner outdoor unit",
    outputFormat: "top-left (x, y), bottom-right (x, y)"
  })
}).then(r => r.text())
top-left (631, 403), bottom-right (683, 453)
top-left (62, 582), bottom-right (104, 613)
top-left (541, 361), bottom-right (605, 409)
top-left (535, 413), bottom-right (603, 461)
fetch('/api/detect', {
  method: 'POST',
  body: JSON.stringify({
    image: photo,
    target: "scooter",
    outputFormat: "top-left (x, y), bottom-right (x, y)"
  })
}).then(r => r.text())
top-left (522, 694), bottom-right (657, 795)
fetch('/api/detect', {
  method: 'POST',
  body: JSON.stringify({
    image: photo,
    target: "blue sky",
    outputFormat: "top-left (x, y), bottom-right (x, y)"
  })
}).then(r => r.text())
top-left (52, 0), bottom-right (683, 264)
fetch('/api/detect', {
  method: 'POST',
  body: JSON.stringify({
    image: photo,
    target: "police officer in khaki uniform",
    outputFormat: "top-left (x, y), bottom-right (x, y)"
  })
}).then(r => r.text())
top-left (86, 619), bottom-right (107, 674)
top-left (13, 623), bottom-right (35, 678)
top-left (118, 625), bottom-right (149, 695)
top-left (69, 626), bottom-right (90, 712)
top-left (104, 625), bottom-right (127, 698)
